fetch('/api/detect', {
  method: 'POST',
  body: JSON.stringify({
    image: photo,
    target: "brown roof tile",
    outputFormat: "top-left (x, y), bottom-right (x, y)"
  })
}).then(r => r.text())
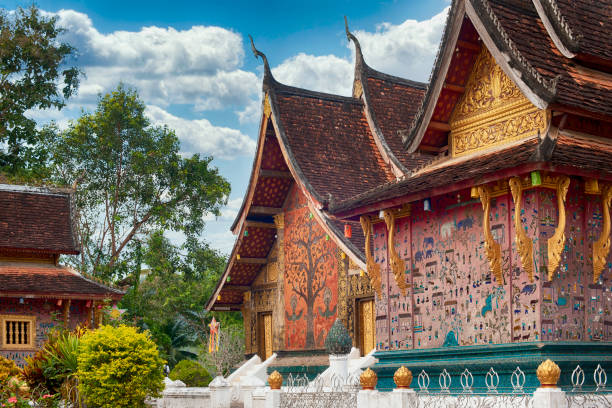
top-left (555, 0), bottom-right (612, 61)
top-left (272, 85), bottom-right (394, 204)
top-left (331, 136), bottom-right (543, 213)
top-left (0, 186), bottom-right (78, 254)
top-left (365, 74), bottom-right (433, 171)
top-left (0, 263), bottom-right (123, 298)
top-left (488, 0), bottom-right (612, 117)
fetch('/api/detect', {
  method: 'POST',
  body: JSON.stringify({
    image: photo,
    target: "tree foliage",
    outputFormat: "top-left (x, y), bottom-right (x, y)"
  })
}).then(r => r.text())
top-left (0, 6), bottom-right (79, 179)
top-left (51, 85), bottom-right (230, 279)
top-left (77, 325), bottom-right (165, 408)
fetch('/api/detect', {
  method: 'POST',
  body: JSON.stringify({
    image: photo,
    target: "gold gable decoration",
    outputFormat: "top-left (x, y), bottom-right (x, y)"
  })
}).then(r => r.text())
top-left (449, 47), bottom-right (550, 156)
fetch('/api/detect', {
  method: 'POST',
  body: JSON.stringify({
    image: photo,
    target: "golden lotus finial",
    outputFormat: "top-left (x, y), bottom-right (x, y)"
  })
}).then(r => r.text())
top-left (393, 366), bottom-right (413, 389)
top-left (268, 370), bottom-right (283, 390)
top-left (536, 359), bottom-right (561, 388)
top-left (360, 368), bottom-right (378, 390)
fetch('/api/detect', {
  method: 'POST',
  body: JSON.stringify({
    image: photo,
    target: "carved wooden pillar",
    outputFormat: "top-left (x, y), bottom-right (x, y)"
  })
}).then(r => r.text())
top-left (62, 299), bottom-right (71, 329)
top-left (242, 292), bottom-right (252, 354)
top-left (93, 301), bottom-right (103, 328)
top-left (86, 301), bottom-right (93, 328)
top-left (272, 213), bottom-right (285, 351)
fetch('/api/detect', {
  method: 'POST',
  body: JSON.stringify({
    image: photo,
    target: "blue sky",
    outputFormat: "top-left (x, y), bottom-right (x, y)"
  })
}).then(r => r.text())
top-left (3, 0), bottom-right (449, 254)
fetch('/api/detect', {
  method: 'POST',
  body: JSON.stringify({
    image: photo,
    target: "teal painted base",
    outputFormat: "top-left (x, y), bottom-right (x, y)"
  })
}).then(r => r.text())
top-left (373, 342), bottom-right (612, 392)
top-left (267, 365), bottom-right (328, 382)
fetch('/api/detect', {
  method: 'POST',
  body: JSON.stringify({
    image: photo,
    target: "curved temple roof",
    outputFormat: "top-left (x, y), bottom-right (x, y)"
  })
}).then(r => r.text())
top-left (404, 0), bottom-right (612, 154)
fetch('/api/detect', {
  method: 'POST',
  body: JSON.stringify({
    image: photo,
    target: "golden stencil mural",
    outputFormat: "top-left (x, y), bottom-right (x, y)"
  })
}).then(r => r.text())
top-left (450, 47), bottom-right (549, 156)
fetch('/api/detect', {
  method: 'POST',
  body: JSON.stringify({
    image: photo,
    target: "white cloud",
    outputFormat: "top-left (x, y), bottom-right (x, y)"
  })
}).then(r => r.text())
top-left (353, 7), bottom-right (449, 82)
top-left (146, 106), bottom-right (255, 159)
top-left (53, 9), bottom-right (260, 109)
top-left (272, 53), bottom-right (354, 96)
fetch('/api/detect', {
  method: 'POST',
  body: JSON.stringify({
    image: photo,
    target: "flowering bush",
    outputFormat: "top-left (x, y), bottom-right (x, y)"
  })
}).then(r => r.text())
top-left (77, 325), bottom-right (165, 408)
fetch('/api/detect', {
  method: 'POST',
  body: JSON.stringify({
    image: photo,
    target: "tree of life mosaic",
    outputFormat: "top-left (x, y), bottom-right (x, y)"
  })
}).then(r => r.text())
top-left (283, 187), bottom-right (338, 349)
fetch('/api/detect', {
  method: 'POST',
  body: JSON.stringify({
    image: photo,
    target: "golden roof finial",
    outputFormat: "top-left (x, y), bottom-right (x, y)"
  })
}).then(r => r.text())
top-left (360, 368), bottom-right (378, 390)
top-left (536, 359), bottom-right (561, 388)
top-left (268, 370), bottom-right (283, 390)
top-left (393, 366), bottom-right (413, 389)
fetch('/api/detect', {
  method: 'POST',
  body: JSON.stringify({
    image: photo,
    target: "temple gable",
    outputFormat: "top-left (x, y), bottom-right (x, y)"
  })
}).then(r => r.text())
top-left (450, 47), bottom-right (550, 156)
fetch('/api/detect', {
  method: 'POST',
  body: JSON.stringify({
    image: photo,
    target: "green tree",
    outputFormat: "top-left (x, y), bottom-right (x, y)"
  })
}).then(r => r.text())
top-left (0, 6), bottom-right (79, 179)
top-left (51, 85), bottom-right (230, 279)
top-left (77, 325), bottom-right (164, 408)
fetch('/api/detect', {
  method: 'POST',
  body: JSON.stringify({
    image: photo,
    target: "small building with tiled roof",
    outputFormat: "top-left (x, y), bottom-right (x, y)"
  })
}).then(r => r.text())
top-left (0, 184), bottom-right (123, 366)
top-left (329, 0), bottom-right (612, 390)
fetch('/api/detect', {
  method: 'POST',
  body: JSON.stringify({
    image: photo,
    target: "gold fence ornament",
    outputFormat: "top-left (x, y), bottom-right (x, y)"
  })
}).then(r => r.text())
top-left (536, 359), bottom-right (561, 388)
top-left (383, 210), bottom-right (408, 296)
top-left (593, 184), bottom-right (612, 283)
top-left (476, 185), bottom-right (503, 286)
top-left (268, 370), bottom-right (283, 390)
top-left (393, 366), bottom-right (413, 389)
top-left (509, 177), bottom-right (535, 282)
top-left (360, 368), bottom-right (378, 390)
top-left (547, 176), bottom-right (570, 281)
top-left (360, 216), bottom-right (383, 297)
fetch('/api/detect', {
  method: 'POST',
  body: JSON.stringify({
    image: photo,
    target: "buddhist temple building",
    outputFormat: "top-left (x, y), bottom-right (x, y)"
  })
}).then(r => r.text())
top-left (209, 0), bottom-right (611, 388)
top-left (0, 184), bottom-right (124, 366)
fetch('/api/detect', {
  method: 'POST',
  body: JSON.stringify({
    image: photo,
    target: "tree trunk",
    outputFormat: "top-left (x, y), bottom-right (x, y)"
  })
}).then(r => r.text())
top-left (306, 301), bottom-right (315, 348)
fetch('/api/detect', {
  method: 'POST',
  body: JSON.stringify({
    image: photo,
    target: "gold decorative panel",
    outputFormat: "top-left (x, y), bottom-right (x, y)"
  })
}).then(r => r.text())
top-left (450, 47), bottom-right (550, 156)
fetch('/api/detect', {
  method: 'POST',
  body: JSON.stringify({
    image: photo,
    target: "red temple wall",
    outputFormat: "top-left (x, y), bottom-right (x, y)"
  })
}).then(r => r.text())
top-left (374, 181), bottom-right (612, 351)
top-left (283, 186), bottom-right (338, 350)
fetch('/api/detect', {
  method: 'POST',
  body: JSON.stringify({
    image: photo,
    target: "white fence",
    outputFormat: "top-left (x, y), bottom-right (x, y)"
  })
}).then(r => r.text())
top-left (154, 360), bottom-right (611, 408)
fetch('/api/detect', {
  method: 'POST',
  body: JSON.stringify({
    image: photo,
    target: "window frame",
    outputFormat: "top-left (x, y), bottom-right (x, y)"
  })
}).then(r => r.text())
top-left (0, 314), bottom-right (37, 350)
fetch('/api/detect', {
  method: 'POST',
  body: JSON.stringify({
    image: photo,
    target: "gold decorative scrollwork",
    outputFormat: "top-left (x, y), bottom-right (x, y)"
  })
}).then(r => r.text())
top-left (475, 185), bottom-right (503, 286)
top-left (360, 216), bottom-right (383, 298)
top-left (547, 176), bottom-right (570, 281)
top-left (383, 210), bottom-right (407, 296)
top-left (593, 184), bottom-right (612, 283)
top-left (509, 177), bottom-right (534, 282)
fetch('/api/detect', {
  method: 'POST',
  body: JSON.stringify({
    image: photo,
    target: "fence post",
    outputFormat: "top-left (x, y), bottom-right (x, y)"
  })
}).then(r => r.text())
top-left (209, 376), bottom-right (232, 408)
top-left (532, 359), bottom-right (567, 408)
top-left (265, 371), bottom-right (282, 408)
top-left (391, 366), bottom-right (417, 408)
top-left (358, 368), bottom-right (378, 408)
top-left (241, 375), bottom-right (265, 408)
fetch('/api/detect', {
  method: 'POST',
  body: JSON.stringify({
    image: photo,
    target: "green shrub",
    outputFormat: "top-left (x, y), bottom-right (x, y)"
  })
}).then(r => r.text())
top-left (168, 360), bottom-right (211, 387)
top-left (76, 325), bottom-right (165, 408)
